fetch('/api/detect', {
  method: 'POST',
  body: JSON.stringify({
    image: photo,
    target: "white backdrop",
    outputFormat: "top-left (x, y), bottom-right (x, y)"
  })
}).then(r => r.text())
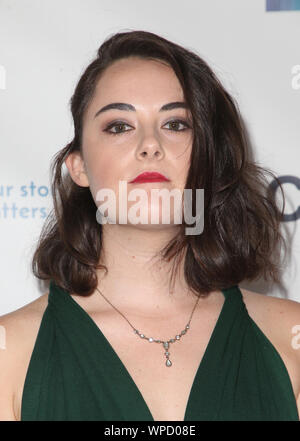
top-left (0, 0), bottom-right (299, 314)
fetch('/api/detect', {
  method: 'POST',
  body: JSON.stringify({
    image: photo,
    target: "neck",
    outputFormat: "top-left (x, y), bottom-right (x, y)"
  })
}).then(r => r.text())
top-left (95, 224), bottom-right (196, 314)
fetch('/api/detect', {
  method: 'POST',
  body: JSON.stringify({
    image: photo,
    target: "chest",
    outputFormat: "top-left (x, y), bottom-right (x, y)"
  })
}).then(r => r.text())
top-left (108, 331), bottom-right (209, 421)
top-left (79, 302), bottom-right (299, 420)
top-left (15, 291), bottom-right (300, 421)
top-left (84, 304), bottom-right (222, 421)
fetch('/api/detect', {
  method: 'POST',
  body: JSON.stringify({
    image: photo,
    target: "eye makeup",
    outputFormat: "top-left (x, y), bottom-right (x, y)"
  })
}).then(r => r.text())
top-left (102, 119), bottom-right (192, 136)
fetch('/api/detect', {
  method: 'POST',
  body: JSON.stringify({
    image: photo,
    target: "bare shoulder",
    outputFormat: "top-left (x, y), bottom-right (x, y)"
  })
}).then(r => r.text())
top-left (0, 292), bottom-right (49, 345)
top-left (239, 287), bottom-right (300, 413)
top-left (239, 287), bottom-right (300, 342)
top-left (0, 292), bottom-right (49, 421)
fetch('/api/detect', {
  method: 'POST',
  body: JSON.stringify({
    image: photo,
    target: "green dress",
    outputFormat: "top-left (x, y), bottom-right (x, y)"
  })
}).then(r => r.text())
top-left (21, 280), bottom-right (299, 421)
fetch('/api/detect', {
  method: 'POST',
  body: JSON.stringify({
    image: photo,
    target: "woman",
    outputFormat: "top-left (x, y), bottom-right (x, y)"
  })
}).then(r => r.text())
top-left (0, 30), bottom-right (299, 421)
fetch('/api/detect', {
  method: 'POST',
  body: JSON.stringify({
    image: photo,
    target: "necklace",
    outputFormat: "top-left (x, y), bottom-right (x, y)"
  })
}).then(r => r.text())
top-left (95, 287), bottom-right (201, 367)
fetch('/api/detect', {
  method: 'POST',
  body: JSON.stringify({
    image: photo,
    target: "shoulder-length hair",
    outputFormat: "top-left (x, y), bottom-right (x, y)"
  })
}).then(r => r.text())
top-left (32, 30), bottom-right (287, 297)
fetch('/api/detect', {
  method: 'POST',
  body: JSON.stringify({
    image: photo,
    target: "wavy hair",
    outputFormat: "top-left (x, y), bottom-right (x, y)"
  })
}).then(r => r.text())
top-left (32, 29), bottom-right (287, 297)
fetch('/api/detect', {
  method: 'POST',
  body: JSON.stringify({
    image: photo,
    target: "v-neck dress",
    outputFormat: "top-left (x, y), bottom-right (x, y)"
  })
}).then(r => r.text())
top-left (20, 280), bottom-right (299, 421)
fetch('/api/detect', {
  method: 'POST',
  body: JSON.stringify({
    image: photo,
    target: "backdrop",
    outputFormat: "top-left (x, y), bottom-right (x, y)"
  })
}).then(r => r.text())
top-left (0, 0), bottom-right (299, 314)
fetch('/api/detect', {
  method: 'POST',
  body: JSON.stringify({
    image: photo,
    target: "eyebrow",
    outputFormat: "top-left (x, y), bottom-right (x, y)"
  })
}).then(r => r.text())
top-left (94, 101), bottom-right (188, 118)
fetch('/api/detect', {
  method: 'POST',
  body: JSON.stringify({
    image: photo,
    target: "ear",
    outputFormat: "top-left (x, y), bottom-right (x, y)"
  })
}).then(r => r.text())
top-left (65, 151), bottom-right (89, 187)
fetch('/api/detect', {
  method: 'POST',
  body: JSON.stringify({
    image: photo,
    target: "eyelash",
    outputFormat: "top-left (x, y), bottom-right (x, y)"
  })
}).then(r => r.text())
top-left (103, 119), bottom-right (191, 136)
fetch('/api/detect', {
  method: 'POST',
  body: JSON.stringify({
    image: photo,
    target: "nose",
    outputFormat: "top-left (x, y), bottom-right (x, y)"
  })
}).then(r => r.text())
top-left (136, 132), bottom-right (164, 159)
top-left (139, 149), bottom-right (162, 158)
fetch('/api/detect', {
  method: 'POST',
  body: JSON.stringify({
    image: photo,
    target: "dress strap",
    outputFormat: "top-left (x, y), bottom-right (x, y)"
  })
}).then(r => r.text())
top-left (221, 284), bottom-right (243, 300)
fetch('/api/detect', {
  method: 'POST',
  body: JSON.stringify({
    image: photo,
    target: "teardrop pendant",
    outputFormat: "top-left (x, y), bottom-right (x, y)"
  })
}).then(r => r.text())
top-left (166, 358), bottom-right (172, 367)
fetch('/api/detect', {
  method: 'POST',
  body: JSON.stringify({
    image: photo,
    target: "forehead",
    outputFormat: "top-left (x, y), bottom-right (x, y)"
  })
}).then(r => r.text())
top-left (91, 57), bottom-right (185, 108)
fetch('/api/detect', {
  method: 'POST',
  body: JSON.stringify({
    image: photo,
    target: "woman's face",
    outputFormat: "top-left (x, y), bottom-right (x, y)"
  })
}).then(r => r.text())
top-left (66, 56), bottom-right (194, 228)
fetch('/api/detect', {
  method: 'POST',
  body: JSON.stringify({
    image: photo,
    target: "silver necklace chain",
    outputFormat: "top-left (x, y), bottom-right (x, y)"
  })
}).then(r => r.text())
top-left (95, 287), bottom-right (201, 367)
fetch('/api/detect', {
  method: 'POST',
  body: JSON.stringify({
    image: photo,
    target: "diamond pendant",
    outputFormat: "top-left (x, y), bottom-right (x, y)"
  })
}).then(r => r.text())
top-left (133, 328), bottom-right (193, 368)
top-left (163, 342), bottom-right (172, 367)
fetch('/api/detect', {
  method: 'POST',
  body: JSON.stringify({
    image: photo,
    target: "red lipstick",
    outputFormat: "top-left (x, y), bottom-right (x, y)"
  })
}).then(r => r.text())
top-left (129, 171), bottom-right (170, 184)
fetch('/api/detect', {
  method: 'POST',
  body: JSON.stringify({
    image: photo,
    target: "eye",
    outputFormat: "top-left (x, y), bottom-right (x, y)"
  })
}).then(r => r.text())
top-left (102, 119), bottom-right (191, 136)
top-left (164, 119), bottom-right (190, 132)
top-left (103, 121), bottom-right (133, 136)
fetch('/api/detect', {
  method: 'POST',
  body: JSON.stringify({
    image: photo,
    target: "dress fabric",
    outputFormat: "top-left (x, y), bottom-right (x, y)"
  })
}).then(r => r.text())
top-left (21, 280), bottom-right (299, 421)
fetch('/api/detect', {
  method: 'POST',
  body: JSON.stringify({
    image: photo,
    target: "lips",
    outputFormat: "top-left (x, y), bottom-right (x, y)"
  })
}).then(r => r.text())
top-left (129, 171), bottom-right (170, 183)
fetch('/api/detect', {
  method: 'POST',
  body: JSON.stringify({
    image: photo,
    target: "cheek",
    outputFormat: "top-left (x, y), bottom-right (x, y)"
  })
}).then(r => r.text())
top-left (171, 149), bottom-right (192, 186)
top-left (84, 146), bottom-right (114, 185)
top-left (86, 157), bottom-right (123, 206)
top-left (88, 168), bottom-right (115, 198)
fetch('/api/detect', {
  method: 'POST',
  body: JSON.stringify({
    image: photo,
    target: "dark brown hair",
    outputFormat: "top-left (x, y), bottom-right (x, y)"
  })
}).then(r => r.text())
top-left (32, 29), bottom-right (287, 297)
